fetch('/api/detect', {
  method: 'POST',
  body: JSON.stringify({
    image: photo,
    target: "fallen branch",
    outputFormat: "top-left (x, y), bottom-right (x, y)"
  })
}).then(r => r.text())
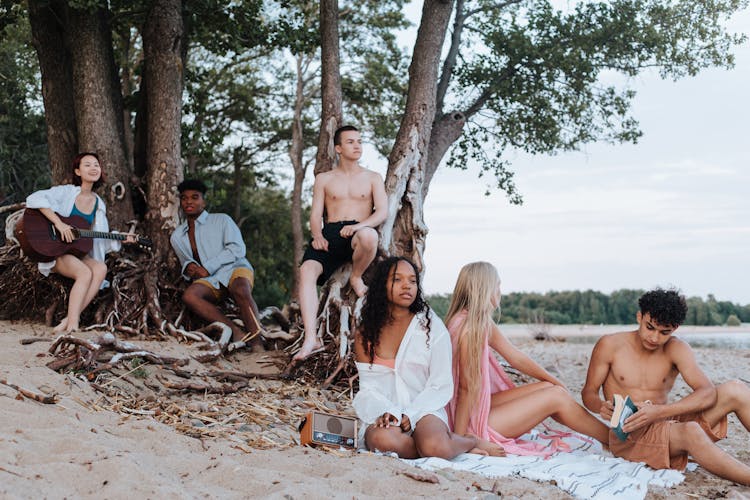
top-left (0, 378), bottom-right (57, 404)
top-left (158, 376), bottom-right (248, 394)
top-left (20, 337), bottom-right (52, 345)
top-left (401, 470), bottom-right (439, 484)
top-left (207, 370), bottom-right (284, 381)
top-left (47, 332), bottom-right (189, 373)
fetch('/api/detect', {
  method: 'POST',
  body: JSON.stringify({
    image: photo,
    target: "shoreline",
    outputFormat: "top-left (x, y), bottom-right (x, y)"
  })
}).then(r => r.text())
top-left (500, 323), bottom-right (750, 338)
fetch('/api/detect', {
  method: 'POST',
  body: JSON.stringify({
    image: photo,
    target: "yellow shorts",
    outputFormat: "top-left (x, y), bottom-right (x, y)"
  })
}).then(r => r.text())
top-left (194, 267), bottom-right (255, 301)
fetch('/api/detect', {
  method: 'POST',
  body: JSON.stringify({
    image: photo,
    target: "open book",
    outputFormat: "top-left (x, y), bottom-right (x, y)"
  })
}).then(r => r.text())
top-left (610, 394), bottom-right (638, 442)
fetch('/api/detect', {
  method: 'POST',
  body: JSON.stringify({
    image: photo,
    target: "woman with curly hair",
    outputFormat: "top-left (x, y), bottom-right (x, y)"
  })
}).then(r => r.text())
top-left (446, 262), bottom-right (608, 456)
top-left (352, 256), bottom-right (503, 458)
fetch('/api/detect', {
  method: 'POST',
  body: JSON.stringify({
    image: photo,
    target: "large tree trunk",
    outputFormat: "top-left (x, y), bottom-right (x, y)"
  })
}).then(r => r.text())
top-left (314, 0), bottom-right (342, 176)
top-left (289, 54), bottom-right (308, 299)
top-left (142, 0), bottom-right (185, 260)
top-left (67, 5), bottom-right (134, 229)
top-left (27, 0), bottom-right (78, 184)
top-left (382, 0), bottom-right (455, 269)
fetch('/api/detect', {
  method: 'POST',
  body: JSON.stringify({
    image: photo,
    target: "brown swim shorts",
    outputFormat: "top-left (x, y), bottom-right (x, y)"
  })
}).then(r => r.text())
top-left (609, 411), bottom-right (728, 470)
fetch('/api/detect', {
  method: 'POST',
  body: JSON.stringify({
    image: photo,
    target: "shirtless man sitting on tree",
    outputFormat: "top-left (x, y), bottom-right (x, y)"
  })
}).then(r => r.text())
top-left (293, 125), bottom-right (388, 362)
top-left (582, 288), bottom-right (750, 485)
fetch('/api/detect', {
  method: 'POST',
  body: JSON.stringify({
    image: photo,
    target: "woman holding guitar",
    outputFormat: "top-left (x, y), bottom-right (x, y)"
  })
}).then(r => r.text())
top-left (25, 152), bottom-right (134, 333)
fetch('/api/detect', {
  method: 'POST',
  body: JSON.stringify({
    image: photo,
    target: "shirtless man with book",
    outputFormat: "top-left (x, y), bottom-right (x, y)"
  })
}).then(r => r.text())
top-left (582, 288), bottom-right (750, 485)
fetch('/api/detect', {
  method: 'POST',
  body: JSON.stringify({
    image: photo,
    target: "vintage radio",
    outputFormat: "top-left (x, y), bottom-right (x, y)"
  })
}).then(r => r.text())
top-left (299, 411), bottom-right (358, 449)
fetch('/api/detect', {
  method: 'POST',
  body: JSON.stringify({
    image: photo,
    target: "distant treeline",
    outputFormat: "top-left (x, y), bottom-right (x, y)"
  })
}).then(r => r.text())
top-left (427, 289), bottom-right (750, 326)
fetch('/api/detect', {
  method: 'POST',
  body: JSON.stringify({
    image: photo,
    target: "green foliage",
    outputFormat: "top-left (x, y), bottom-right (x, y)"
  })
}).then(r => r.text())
top-left (129, 357), bottom-right (148, 378)
top-left (0, 7), bottom-right (49, 212)
top-left (426, 293), bottom-right (451, 320)
top-left (339, 0), bottom-right (410, 156)
top-left (427, 289), bottom-right (750, 326)
top-left (443, 0), bottom-right (747, 202)
top-left (726, 314), bottom-right (741, 327)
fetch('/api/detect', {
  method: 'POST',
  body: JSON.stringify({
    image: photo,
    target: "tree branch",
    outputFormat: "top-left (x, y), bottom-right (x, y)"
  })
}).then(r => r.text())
top-left (436, 0), bottom-right (466, 114)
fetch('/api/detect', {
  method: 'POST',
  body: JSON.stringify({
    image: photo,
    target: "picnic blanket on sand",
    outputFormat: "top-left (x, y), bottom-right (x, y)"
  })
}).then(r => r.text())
top-left (401, 431), bottom-right (691, 500)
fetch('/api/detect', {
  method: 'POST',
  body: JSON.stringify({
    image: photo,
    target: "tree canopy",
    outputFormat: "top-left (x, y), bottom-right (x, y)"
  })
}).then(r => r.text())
top-left (0, 0), bottom-right (747, 310)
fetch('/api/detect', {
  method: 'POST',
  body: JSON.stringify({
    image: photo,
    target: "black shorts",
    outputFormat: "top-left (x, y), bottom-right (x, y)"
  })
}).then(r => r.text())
top-left (302, 220), bottom-right (358, 285)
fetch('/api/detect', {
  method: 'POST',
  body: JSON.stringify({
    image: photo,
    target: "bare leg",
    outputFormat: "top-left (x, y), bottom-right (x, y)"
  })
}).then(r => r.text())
top-left (349, 227), bottom-right (377, 297)
top-left (228, 277), bottom-right (265, 352)
top-left (670, 421), bottom-right (750, 485)
top-left (365, 425), bottom-right (418, 458)
top-left (52, 255), bottom-right (94, 333)
top-left (702, 379), bottom-right (750, 431)
top-left (491, 381), bottom-right (554, 408)
top-left (293, 260), bottom-right (324, 361)
top-left (80, 257), bottom-right (107, 309)
top-left (488, 385), bottom-right (609, 445)
top-left (412, 414), bottom-right (479, 460)
top-left (182, 283), bottom-right (245, 341)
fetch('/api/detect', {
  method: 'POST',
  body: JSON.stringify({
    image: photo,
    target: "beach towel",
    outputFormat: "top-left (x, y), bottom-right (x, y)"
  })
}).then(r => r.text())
top-left (402, 430), bottom-right (689, 500)
top-left (446, 311), bottom-right (567, 456)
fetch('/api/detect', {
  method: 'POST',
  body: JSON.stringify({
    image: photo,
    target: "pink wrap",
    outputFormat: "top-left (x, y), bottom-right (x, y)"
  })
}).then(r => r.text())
top-left (446, 311), bottom-right (556, 457)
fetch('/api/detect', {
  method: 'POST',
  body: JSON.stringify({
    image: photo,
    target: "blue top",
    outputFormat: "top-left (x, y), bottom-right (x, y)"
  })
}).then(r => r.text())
top-left (169, 210), bottom-right (253, 288)
top-left (69, 198), bottom-right (99, 226)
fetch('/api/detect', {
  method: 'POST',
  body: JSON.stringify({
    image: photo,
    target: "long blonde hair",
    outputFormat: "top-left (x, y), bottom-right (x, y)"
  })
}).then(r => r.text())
top-left (445, 262), bottom-right (501, 401)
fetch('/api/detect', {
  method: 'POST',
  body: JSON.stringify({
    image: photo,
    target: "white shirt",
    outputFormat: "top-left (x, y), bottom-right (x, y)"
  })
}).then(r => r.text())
top-left (25, 184), bottom-right (120, 280)
top-left (353, 310), bottom-right (453, 429)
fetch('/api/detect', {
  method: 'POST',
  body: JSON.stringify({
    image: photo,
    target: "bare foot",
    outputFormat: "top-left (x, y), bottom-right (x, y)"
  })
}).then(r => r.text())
top-left (54, 318), bottom-right (78, 334)
top-left (292, 338), bottom-right (324, 361)
top-left (470, 436), bottom-right (506, 457)
top-left (53, 318), bottom-right (69, 333)
top-left (349, 276), bottom-right (368, 297)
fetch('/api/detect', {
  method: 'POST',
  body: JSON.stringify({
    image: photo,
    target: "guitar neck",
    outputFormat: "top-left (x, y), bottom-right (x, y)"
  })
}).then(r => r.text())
top-left (77, 230), bottom-right (127, 241)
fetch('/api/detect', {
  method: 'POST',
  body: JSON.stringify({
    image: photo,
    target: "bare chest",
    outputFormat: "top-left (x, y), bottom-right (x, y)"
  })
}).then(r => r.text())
top-left (608, 350), bottom-right (678, 395)
top-left (325, 174), bottom-right (372, 202)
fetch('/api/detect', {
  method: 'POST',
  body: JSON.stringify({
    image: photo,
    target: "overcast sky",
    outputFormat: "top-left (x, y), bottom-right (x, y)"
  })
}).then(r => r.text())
top-left (386, 4), bottom-right (750, 303)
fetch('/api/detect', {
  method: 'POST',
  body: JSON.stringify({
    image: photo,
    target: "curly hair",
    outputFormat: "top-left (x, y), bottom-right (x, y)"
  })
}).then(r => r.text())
top-left (358, 256), bottom-right (431, 363)
top-left (638, 288), bottom-right (687, 327)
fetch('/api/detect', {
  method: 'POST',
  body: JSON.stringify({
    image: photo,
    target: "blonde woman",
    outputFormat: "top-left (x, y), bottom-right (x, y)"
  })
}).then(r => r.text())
top-left (445, 262), bottom-right (608, 455)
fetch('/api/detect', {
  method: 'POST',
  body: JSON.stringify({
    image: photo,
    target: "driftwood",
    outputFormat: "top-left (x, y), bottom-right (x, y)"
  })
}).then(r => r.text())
top-left (47, 332), bottom-right (190, 373)
top-left (0, 378), bottom-right (58, 404)
top-left (20, 337), bottom-right (52, 345)
top-left (158, 376), bottom-right (249, 394)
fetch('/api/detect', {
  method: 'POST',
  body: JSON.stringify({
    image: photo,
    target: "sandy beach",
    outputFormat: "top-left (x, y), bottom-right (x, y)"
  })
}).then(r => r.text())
top-left (1, 320), bottom-right (749, 499)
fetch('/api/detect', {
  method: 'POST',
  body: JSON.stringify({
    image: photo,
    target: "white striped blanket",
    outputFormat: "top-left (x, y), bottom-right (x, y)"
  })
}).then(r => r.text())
top-left (402, 431), bottom-right (690, 500)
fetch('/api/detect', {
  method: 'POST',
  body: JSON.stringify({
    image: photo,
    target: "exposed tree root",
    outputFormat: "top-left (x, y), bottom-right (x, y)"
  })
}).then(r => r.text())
top-left (0, 220), bottom-right (360, 386)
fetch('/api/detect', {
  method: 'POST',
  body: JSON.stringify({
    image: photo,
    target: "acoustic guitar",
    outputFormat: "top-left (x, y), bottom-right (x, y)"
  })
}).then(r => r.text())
top-left (14, 208), bottom-right (152, 262)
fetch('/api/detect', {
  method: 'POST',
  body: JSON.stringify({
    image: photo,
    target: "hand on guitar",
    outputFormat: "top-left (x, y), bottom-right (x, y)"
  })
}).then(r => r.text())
top-left (186, 262), bottom-right (210, 279)
top-left (123, 233), bottom-right (138, 245)
top-left (54, 221), bottom-right (76, 243)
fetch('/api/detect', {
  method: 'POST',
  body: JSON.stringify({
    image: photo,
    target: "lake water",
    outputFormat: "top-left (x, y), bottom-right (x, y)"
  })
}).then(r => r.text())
top-left (564, 332), bottom-right (750, 350)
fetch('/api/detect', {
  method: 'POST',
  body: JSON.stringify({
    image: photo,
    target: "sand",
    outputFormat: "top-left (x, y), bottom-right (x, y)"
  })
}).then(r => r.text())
top-left (1, 320), bottom-right (749, 499)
